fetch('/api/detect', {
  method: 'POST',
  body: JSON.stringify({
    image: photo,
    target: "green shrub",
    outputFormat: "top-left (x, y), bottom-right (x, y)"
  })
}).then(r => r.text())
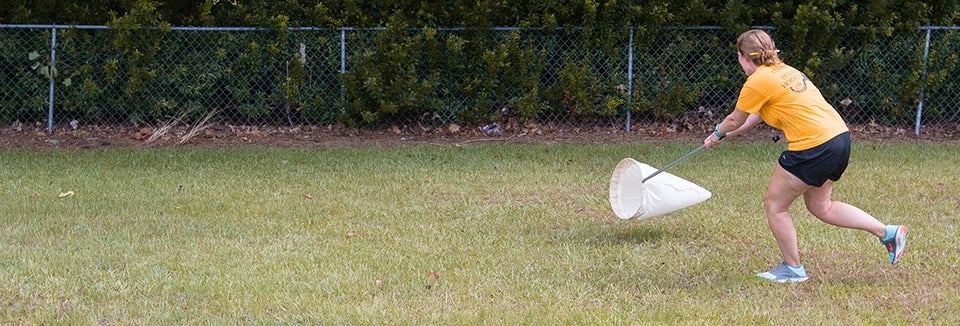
top-left (1, 0), bottom-right (959, 126)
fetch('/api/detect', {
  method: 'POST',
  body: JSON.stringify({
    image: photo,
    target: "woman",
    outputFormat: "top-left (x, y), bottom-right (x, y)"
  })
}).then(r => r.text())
top-left (704, 29), bottom-right (906, 283)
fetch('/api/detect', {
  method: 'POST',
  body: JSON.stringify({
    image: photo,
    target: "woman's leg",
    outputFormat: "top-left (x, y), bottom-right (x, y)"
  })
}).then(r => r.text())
top-left (763, 163), bottom-right (812, 266)
top-left (802, 180), bottom-right (886, 238)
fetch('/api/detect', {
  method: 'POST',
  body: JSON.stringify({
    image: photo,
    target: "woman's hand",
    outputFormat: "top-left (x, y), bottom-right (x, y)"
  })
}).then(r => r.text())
top-left (704, 132), bottom-right (724, 149)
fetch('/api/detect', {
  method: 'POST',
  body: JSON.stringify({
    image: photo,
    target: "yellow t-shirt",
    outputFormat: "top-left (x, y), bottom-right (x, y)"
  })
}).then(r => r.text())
top-left (738, 63), bottom-right (848, 151)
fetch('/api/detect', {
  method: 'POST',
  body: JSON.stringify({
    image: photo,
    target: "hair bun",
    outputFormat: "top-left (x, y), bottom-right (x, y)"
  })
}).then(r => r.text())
top-left (759, 49), bottom-right (781, 64)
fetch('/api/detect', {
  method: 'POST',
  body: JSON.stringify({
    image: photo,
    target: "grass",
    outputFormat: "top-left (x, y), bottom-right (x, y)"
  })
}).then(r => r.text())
top-left (1, 142), bottom-right (958, 324)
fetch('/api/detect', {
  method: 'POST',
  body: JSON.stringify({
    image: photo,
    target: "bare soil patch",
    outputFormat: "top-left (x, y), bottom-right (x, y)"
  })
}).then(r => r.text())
top-left (1, 122), bottom-right (958, 150)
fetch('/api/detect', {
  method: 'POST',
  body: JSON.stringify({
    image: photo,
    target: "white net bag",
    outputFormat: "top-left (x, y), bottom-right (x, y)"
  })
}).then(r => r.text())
top-left (608, 158), bottom-right (712, 220)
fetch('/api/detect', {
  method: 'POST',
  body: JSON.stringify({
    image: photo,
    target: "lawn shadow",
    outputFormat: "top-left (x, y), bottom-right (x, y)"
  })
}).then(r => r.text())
top-left (606, 226), bottom-right (664, 245)
top-left (561, 222), bottom-right (665, 247)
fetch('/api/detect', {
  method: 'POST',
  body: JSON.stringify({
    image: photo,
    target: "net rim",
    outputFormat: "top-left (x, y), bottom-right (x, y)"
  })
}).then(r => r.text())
top-left (608, 158), bottom-right (645, 220)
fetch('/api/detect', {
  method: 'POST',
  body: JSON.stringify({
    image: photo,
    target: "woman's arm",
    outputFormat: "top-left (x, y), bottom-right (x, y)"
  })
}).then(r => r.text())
top-left (704, 109), bottom-right (750, 149)
top-left (726, 113), bottom-right (762, 138)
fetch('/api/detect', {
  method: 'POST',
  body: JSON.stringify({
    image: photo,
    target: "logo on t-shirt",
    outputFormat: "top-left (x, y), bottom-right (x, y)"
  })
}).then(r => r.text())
top-left (779, 70), bottom-right (810, 93)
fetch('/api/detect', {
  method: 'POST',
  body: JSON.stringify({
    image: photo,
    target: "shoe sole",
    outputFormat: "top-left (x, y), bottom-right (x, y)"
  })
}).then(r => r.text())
top-left (892, 225), bottom-right (907, 265)
top-left (757, 273), bottom-right (810, 283)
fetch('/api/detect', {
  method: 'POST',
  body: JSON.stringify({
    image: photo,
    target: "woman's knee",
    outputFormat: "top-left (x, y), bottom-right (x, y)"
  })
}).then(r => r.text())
top-left (763, 193), bottom-right (790, 216)
top-left (804, 199), bottom-right (832, 218)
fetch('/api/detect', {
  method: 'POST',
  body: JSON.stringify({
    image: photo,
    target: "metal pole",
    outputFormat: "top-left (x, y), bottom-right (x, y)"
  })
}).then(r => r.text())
top-left (340, 28), bottom-right (347, 114)
top-left (626, 26), bottom-right (634, 132)
top-left (642, 144), bottom-right (705, 182)
top-left (340, 28), bottom-right (346, 74)
top-left (47, 27), bottom-right (57, 134)
top-left (916, 28), bottom-right (932, 135)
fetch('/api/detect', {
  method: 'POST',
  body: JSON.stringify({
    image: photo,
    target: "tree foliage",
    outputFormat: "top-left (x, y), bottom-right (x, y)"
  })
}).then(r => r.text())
top-left (1, 1), bottom-right (958, 126)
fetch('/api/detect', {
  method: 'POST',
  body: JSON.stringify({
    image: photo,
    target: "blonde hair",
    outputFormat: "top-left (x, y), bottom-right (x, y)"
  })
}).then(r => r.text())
top-left (737, 29), bottom-right (781, 66)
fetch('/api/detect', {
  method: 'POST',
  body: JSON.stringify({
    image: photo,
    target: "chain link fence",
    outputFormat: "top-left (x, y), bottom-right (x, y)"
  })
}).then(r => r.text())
top-left (1, 25), bottom-right (958, 135)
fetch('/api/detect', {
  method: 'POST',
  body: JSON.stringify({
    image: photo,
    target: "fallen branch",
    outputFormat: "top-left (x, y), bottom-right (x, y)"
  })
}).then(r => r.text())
top-left (178, 108), bottom-right (219, 145)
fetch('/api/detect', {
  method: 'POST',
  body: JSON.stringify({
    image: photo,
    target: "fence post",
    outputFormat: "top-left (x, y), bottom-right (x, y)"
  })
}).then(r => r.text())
top-left (915, 27), bottom-right (932, 135)
top-left (626, 26), bottom-right (634, 132)
top-left (339, 27), bottom-right (347, 115)
top-left (47, 26), bottom-right (57, 134)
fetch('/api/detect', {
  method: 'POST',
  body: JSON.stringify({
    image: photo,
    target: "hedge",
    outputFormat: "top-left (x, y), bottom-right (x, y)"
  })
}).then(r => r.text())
top-left (0, 1), bottom-right (957, 126)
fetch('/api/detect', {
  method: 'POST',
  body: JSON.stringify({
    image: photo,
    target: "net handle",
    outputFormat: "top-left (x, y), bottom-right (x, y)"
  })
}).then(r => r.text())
top-left (642, 144), bottom-right (705, 183)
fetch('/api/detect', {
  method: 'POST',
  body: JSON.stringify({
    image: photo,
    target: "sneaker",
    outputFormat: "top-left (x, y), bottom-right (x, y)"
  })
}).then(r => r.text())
top-left (880, 225), bottom-right (907, 265)
top-left (757, 262), bottom-right (809, 283)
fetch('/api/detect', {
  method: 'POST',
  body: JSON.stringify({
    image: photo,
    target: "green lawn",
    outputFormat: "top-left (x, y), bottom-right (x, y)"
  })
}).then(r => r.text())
top-left (1, 143), bottom-right (958, 324)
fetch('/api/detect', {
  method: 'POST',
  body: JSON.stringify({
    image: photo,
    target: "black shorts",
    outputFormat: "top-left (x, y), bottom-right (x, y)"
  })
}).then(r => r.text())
top-left (778, 132), bottom-right (851, 187)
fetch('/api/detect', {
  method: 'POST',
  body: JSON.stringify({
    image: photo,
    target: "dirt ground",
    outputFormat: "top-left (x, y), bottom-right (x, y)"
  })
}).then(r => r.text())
top-left (1, 121), bottom-right (958, 150)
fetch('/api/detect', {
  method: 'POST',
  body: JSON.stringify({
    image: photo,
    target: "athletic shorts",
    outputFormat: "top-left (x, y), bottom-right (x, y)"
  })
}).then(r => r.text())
top-left (778, 132), bottom-right (851, 187)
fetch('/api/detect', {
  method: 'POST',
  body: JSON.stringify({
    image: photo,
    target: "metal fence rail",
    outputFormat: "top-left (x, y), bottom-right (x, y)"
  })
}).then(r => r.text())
top-left (1, 25), bottom-right (958, 135)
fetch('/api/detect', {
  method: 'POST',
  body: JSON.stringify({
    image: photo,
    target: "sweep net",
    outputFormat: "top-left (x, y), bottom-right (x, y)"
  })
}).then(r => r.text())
top-left (608, 158), bottom-right (712, 220)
